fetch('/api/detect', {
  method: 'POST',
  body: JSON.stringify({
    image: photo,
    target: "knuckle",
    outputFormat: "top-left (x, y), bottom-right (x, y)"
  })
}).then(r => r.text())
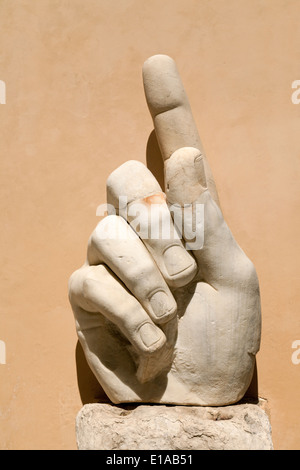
top-left (238, 257), bottom-right (259, 288)
top-left (126, 259), bottom-right (156, 282)
top-left (82, 277), bottom-right (97, 299)
top-left (68, 269), bottom-right (81, 296)
top-left (68, 268), bottom-right (87, 307)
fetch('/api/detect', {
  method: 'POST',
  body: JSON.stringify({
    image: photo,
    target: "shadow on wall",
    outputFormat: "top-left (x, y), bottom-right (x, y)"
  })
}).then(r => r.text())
top-left (146, 130), bottom-right (165, 190)
top-left (75, 341), bottom-right (111, 405)
top-left (245, 360), bottom-right (259, 403)
top-left (74, 130), bottom-right (259, 406)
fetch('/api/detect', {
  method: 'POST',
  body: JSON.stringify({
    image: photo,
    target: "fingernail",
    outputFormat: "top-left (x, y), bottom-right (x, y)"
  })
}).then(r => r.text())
top-left (163, 245), bottom-right (195, 276)
top-left (149, 290), bottom-right (176, 319)
top-left (138, 323), bottom-right (163, 348)
top-left (194, 153), bottom-right (207, 188)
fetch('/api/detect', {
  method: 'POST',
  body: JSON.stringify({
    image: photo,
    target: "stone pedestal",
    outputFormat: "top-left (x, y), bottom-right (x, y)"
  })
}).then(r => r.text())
top-left (76, 400), bottom-right (273, 450)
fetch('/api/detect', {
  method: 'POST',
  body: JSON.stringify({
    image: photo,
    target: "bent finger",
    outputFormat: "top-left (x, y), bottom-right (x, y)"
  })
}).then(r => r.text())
top-left (68, 264), bottom-right (167, 356)
top-left (106, 160), bottom-right (197, 288)
top-left (87, 215), bottom-right (178, 324)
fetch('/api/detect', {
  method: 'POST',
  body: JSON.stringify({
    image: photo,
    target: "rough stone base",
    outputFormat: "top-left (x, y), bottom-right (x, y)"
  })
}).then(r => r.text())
top-left (76, 400), bottom-right (273, 450)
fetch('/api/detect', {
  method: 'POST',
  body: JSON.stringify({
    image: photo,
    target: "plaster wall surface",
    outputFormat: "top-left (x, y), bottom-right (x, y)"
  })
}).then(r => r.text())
top-left (0, 0), bottom-right (299, 449)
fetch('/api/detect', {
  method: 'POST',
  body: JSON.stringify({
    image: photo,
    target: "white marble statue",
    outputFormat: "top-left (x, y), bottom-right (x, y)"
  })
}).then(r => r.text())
top-left (68, 55), bottom-right (261, 406)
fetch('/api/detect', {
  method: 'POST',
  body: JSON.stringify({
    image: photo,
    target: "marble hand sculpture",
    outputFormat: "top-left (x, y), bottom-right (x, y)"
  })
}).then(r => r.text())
top-left (68, 55), bottom-right (261, 406)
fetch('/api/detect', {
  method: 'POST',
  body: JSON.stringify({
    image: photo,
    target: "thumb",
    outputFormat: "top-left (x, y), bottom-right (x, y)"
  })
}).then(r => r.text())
top-left (165, 147), bottom-right (227, 254)
top-left (164, 147), bottom-right (208, 206)
top-left (164, 147), bottom-right (209, 252)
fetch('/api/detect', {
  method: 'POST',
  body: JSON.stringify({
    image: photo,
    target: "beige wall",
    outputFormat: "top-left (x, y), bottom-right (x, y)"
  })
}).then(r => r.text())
top-left (0, 0), bottom-right (299, 449)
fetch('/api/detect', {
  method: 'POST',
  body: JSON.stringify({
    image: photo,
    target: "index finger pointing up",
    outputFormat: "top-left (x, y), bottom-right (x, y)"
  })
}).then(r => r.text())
top-left (142, 54), bottom-right (219, 206)
top-left (143, 55), bottom-right (203, 157)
